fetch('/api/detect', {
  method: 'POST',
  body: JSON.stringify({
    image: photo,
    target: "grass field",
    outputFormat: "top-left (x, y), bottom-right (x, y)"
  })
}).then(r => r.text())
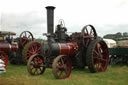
top-left (0, 64), bottom-right (128, 85)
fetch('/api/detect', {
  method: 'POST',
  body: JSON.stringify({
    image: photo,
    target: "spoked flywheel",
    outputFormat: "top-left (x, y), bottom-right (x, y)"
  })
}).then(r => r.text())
top-left (82, 25), bottom-right (97, 47)
top-left (52, 55), bottom-right (72, 79)
top-left (22, 41), bottom-right (41, 64)
top-left (19, 31), bottom-right (34, 47)
top-left (0, 51), bottom-right (8, 68)
top-left (86, 38), bottom-right (109, 73)
top-left (27, 54), bottom-right (46, 75)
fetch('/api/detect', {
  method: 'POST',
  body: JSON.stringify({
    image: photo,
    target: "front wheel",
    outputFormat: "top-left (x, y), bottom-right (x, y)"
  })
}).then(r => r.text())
top-left (52, 55), bottom-right (72, 79)
top-left (27, 54), bottom-right (46, 75)
top-left (86, 38), bottom-right (109, 73)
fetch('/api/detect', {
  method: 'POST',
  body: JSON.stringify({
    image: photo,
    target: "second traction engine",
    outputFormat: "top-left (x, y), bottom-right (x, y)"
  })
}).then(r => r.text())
top-left (27, 6), bottom-right (109, 79)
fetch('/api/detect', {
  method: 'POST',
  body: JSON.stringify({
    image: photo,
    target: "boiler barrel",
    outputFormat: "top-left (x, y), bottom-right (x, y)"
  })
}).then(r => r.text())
top-left (41, 42), bottom-right (79, 57)
top-left (0, 42), bottom-right (18, 52)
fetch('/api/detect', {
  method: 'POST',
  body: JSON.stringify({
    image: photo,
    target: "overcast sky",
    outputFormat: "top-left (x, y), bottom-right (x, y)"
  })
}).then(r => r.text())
top-left (0, 0), bottom-right (128, 38)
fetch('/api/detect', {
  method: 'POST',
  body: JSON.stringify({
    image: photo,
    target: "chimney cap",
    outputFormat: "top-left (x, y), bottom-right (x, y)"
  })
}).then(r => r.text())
top-left (45, 6), bottom-right (55, 9)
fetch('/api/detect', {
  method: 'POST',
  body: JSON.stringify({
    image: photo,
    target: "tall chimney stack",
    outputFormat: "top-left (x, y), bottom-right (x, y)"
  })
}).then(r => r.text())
top-left (45, 6), bottom-right (55, 34)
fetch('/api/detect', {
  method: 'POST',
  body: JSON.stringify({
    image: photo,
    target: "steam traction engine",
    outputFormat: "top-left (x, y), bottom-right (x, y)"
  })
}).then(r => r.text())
top-left (27, 6), bottom-right (109, 79)
top-left (0, 31), bottom-right (34, 67)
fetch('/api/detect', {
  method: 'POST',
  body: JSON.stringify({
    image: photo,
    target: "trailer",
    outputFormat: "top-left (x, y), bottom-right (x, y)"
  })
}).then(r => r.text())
top-left (109, 41), bottom-right (128, 65)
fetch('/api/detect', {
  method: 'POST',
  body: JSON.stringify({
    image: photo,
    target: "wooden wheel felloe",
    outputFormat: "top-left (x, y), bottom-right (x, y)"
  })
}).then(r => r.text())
top-left (27, 54), bottom-right (46, 75)
top-left (86, 38), bottom-right (109, 73)
top-left (22, 41), bottom-right (41, 64)
top-left (0, 51), bottom-right (8, 68)
top-left (82, 25), bottom-right (97, 47)
top-left (19, 31), bottom-right (34, 47)
top-left (52, 55), bottom-right (72, 79)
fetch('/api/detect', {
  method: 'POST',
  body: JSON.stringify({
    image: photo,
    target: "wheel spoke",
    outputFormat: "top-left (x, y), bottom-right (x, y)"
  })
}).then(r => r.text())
top-left (28, 34), bottom-right (31, 39)
top-left (33, 59), bottom-right (37, 64)
top-left (27, 50), bottom-right (34, 54)
top-left (94, 50), bottom-right (99, 56)
top-left (86, 39), bottom-right (90, 47)
top-left (97, 47), bottom-right (102, 56)
top-left (34, 68), bottom-right (37, 74)
top-left (30, 63), bottom-right (34, 66)
top-left (36, 51), bottom-right (40, 54)
top-left (34, 46), bottom-right (37, 51)
top-left (85, 28), bottom-right (89, 35)
top-left (101, 58), bottom-right (106, 62)
top-left (39, 64), bottom-right (44, 67)
top-left (95, 63), bottom-right (101, 71)
top-left (22, 40), bottom-right (27, 46)
top-left (38, 67), bottom-right (42, 72)
top-left (36, 47), bottom-right (41, 51)
top-left (31, 67), bottom-right (35, 70)
top-left (31, 46), bottom-right (35, 52)
top-left (60, 58), bottom-right (64, 64)
top-left (58, 71), bottom-right (63, 78)
top-left (98, 63), bottom-right (104, 71)
top-left (90, 28), bottom-right (93, 35)
top-left (57, 64), bottom-right (62, 69)
top-left (95, 63), bottom-right (99, 71)
top-left (24, 32), bottom-right (27, 37)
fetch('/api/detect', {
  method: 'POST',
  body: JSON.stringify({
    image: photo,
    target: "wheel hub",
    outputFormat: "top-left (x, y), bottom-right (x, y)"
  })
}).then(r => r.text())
top-left (58, 64), bottom-right (66, 71)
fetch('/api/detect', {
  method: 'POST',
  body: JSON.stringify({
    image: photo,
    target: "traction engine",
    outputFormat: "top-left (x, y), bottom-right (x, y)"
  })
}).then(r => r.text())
top-left (0, 31), bottom-right (34, 67)
top-left (27, 6), bottom-right (109, 79)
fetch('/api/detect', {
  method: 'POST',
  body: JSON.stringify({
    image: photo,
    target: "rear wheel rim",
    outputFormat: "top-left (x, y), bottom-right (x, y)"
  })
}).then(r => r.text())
top-left (52, 55), bottom-right (72, 79)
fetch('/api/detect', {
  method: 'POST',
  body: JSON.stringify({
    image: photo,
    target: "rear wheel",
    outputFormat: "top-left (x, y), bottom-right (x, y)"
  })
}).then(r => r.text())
top-left (52, 55), bottom-right (72, 79)
top-left (22, 41), bottom-right (41, 64)
top-left (86, 38), bottom-right (109, 72)
top-left (19, 31), bottom-right (34, 47)
top-left (27, 54), bottom-right (46, 75)
top-left (82, 25), bottom-right (97, 47)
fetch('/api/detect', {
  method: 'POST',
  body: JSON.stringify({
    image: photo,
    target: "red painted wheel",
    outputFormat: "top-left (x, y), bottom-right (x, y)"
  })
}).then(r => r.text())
top-left (86, 38), bottom-right (109, 72)
top-left (52, 55), bottom-right (72, 79)
top-left (0, 51), bottom-right (8, 68)
top-left (19, 31), bottom-right (34, 47)
top-left (82, 25), bottom-right (97, 47)
top-left (22, 41), bottom-right (41, 64)
top-left (27, 54), bottom-right (46, 75)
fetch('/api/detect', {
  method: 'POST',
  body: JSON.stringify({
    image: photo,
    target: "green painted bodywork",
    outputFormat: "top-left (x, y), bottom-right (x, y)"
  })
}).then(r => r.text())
top-left (109, 48), bottom-right (128, 55)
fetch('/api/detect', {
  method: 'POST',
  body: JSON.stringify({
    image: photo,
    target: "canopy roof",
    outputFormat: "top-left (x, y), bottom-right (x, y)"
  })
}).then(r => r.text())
top-left (103, 39), bottom-right (116, 44)
top-left (0, 31), bottom-right (16, 35)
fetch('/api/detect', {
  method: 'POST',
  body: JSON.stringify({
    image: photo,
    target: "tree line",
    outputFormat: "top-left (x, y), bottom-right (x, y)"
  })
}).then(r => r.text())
top-left (103, 32), bottom-right (128, 41)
